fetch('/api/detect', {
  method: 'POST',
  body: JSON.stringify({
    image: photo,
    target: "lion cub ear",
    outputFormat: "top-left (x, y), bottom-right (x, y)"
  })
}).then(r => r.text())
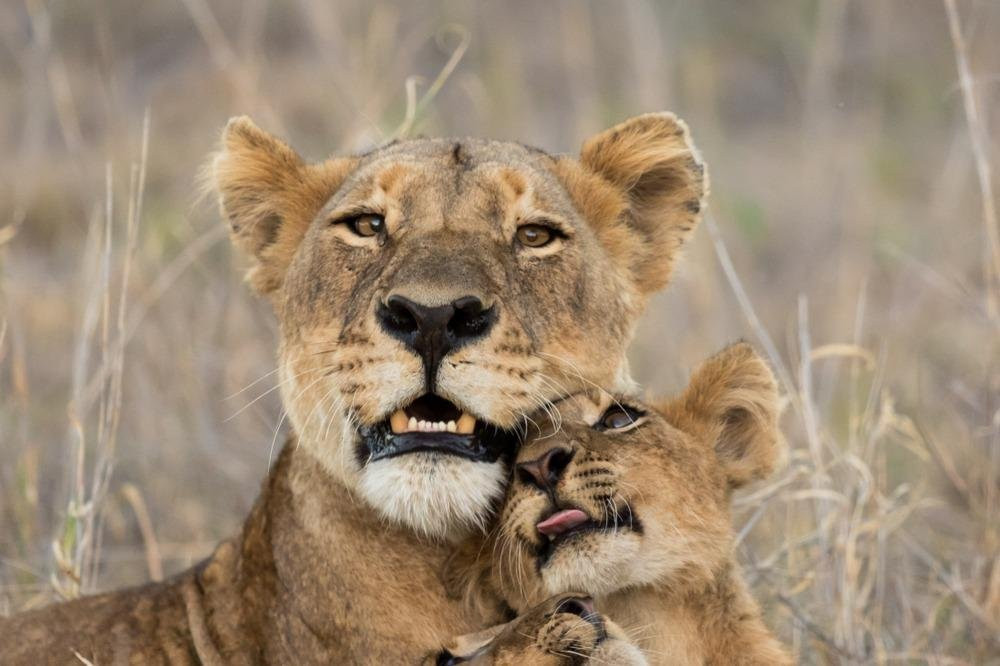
top-left (211, 116), bottom-right (355, 296)
top-left (673, 343), bottom-right (785, 488)
top-left (576, 112), bottom-right (707, 296)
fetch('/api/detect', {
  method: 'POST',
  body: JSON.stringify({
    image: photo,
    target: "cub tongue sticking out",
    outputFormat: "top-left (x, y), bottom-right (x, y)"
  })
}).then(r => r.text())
top-left (537, 509), bottom-right (590, 537)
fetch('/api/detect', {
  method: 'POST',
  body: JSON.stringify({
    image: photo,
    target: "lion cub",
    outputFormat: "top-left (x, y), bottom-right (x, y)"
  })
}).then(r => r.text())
top-left (463, 343), bottom-right (792, 665)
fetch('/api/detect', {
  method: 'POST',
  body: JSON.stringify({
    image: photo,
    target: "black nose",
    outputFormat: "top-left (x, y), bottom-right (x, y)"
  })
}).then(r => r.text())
top-left (377, 294), bottom-right (497, 391)
top-left (516, 447), bottom-right (574, 491)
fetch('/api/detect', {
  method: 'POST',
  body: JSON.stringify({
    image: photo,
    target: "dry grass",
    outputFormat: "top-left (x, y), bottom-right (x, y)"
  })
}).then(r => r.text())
top-left (0, 1), bottom-right (998, 663)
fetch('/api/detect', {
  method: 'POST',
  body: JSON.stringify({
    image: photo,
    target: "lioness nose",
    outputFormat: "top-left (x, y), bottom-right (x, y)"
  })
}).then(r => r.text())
top-left (377, 294), bottom-right (496, 390)
top-left (516, 447), bottom-right (574, 490)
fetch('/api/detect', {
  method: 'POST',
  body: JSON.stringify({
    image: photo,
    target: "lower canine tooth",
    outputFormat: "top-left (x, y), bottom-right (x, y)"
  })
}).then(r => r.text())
top-left (389, 410), bottom-right (408, 434)
top-left (456, 413), bottom-right (476, 435)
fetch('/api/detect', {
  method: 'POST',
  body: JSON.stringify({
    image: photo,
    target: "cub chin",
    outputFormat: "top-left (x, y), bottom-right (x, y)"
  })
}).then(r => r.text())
top-left (473, 343), bottom-right (794, 665)
top-left (424, 595), bottom-right (647, 665)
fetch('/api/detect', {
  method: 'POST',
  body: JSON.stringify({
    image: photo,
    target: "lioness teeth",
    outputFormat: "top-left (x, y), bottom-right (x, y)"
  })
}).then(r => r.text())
top-left (456, 413), bottom-right (476, 434)
top-left (389, 410), bottom-right (409, 433)
top-left (388, 409), bottom-right (477, 435)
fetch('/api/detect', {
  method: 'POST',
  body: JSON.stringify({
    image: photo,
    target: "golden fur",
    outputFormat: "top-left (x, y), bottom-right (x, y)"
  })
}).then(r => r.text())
top-left (456, 344), bottom-right (793, 665)
top-left (0, 114), bottom-right (706, 662)
top-left (425, 594), bottom-right (648, 665)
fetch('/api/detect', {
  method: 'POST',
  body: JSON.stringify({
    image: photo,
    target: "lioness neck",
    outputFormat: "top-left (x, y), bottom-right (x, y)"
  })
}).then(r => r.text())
top-left (598, 564), bottom-right (792, 666)
top-left (202, 437), bottom-right (497, 663)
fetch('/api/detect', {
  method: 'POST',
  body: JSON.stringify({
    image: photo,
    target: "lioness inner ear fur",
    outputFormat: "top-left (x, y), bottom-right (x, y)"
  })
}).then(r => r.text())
top-left (670, 342), bottom-right (785, 488)
top-left (576, 112), bottom-right (708, 296)
top-left (212, 116), bottom-right (356, 296)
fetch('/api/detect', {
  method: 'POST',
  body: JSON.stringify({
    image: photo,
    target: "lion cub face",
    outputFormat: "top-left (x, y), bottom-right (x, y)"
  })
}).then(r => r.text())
top-left (212, 115), bottom-right (706, 538)
top-left (495, 344), bottom-right (784, 603)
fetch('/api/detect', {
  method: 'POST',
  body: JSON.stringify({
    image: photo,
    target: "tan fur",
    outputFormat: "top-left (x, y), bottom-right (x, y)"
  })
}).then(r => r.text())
top-left (425, 595), bottom-right (648, 665)
top-left (466, 344), bottom-right (792, 665)
top-left (0, 442), bottom-right (510, 663)
top-left (0, 114), bottom-right (706, 662)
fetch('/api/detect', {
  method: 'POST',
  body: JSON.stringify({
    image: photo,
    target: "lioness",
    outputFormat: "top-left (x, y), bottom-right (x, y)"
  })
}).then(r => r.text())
top-left (0, 113), bottom-right (706, 663)
top-left (457, 344), bottom-right (792, 665)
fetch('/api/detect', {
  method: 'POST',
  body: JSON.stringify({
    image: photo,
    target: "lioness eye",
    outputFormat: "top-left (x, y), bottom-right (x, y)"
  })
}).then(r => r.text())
top-left (346, 214), bottom-right (385, 238)
top-left (515, 224), bottom-right (555, 248)
top-left (597, 404), bottom-right (645, 431)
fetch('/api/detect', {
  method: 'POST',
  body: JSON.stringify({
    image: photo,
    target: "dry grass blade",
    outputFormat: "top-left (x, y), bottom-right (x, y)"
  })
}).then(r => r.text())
top-left (390, 24), bottom-right (471, 140)
top-left (120, 484), bottom-right (163, 582)
top-left (943, 0), bottom-right (1000, 314)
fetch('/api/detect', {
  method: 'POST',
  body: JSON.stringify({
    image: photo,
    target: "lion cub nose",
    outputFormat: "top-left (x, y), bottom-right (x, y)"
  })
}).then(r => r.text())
top-left (377, 294), bottom-right (496, 390)
top-left (516, 447), bottom-right (574, 490)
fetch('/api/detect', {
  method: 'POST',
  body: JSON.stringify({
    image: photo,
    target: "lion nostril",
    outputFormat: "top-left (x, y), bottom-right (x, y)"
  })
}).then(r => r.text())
top-left (381, 297), bottom-right (420, 335)
top-left (517, 463), bottom-right (544, 489)
top-left (544, 447), bottom-right (574, 484)
top-left (447, 296), bottom-right (496, 340)
top-left (378, 295), bottom-right (424, 341)
top-left (516, 447), bottom-right (573, 490)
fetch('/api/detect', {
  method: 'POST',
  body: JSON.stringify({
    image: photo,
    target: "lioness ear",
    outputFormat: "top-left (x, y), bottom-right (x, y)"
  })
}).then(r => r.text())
top-left (577, 112), bottom-right (707, 296)
top-left (212, 116), bottom-right (355, 295)
top-left (672, 343), bottom-right (784, 488)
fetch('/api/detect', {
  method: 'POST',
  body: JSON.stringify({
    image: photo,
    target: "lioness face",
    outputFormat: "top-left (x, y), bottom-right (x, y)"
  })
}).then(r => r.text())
top-left (213, 114), bottom-right (706, 538)
top-left (495, 344), bottom-right (783, 603)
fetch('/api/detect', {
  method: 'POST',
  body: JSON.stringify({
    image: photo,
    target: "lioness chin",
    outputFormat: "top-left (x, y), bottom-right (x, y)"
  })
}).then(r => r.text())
top-left (0, 113), bottom-right (706, 664)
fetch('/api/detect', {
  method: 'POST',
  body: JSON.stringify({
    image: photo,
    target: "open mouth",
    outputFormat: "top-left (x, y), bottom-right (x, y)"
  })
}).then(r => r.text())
top-left (534, 504), bottom-right (640, 566)
top-left (357, 394), bottom-right (520, 464)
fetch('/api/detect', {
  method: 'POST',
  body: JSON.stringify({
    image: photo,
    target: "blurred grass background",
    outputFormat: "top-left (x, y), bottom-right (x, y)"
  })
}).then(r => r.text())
top-left (1, 0), bottom-right (998, 662)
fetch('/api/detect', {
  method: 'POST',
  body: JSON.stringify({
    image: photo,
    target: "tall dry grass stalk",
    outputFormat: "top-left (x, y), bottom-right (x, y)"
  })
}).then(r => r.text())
top-left (943, 0), bottom-right (1000, 318)
top-left (52, 113), bottom-right (149, 598)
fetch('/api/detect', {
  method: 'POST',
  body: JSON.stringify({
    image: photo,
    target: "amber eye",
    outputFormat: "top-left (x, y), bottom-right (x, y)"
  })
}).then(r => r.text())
top-left (515, 223), bottom-right (556, 248)
top-left (345, 213), bottom-right (385, 238)
top-left (596, 404), bottom-right (646, 431)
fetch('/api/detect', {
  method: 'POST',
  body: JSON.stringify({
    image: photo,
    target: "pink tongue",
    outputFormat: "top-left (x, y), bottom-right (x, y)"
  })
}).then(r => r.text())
top-left (536, 509), bottom-right (590, 537)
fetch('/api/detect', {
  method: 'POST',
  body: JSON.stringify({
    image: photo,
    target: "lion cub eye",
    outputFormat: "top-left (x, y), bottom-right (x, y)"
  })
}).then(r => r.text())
top-left (515, 223), bottom-right (556, 248)
top-left (596, 404), bottom-right (646, 431)
top-left (344, 213), bottom-right (385, 238)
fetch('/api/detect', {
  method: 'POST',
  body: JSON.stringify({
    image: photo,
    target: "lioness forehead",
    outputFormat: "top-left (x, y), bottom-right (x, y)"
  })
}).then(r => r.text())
top-left (358, 136), bottom-right (549, 167)
top-left (329, 137), bottom-right (573, 231)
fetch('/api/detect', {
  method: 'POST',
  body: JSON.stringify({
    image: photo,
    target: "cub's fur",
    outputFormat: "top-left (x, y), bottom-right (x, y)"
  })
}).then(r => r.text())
top-left (0, 114), bottom-right (707, 663)
top-left (425, 595), bottom-right (647, 665)
top-left (457, 344), bottom-right (792, 665)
